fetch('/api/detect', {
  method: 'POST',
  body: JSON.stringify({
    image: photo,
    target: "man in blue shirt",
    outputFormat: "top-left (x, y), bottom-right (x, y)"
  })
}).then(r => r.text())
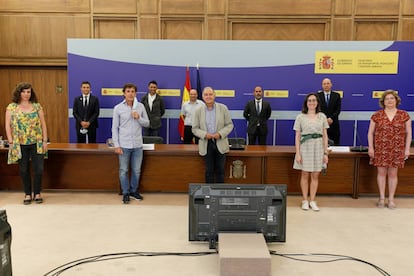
top-left (112, 83), bottom-right (150, 204)
top-left (192, 87), bottom-right (234, 183)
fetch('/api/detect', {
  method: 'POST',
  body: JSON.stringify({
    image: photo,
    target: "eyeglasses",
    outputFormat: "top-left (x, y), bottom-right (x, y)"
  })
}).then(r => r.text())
top-left (307, 99), bottom-right (317, 102)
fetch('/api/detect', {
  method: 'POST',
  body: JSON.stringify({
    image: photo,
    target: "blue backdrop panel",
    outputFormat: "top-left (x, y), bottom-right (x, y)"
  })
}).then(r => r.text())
top-left (67, 40), bottom-right (414, 145)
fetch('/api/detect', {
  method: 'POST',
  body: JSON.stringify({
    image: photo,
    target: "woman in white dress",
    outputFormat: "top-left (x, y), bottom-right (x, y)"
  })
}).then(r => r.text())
top-left (293, 93), bottom-right (329, 211)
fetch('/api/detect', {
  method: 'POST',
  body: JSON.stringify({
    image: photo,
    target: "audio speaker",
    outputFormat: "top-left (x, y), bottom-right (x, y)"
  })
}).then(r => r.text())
top-left (0, 210), bottom-right (12, 276)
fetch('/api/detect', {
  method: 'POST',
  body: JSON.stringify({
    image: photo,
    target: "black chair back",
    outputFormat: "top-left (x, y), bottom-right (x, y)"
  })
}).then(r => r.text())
top-left (143, 136), bottom-right (164, 144)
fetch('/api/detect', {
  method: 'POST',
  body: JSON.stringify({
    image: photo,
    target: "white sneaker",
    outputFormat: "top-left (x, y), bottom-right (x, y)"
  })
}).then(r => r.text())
top-left (301, 200), bottom-right (309, 210)
top-left (309, 201), bottom-right (320, 211)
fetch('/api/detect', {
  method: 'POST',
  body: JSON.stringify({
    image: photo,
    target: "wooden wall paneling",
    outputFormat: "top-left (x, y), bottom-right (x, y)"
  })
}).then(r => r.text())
top-left (228, 0), bottom-right (332, 15)
top-left (207, 18), bottom-right (226, 39)
top-left (334, 0), bottom-right (353, 15)
top-left (40, 68), bottom-right (69, 143)
top-left (402, 0), bottom-right (414, 15)
top-left (161, 19), bottom-right (203, 39)
top-left (0, 15), bottom-right (90, 63)
top-left (0, 69), bottom-right (12, 138)
top-left (207, 0), bottom-right (226, 14)
top-left (94, 19), bottom-right (137, 38)
top-left (230, 22), bottom-right (327, 40)
top-left (140, 17), bottom-right (160, 38)
top-left (161, 0), bottom-right (205, 15)
top-left (140, 0), bottom-right (159, 14)
top-left (332, 18), bottom-right (353, 40)
top-left (0, 0), bottom-right (90, 13)
top-left (355, 0), bottom-right (400, 15)
top-left (401, 19), bottom-right (414, 40)
top-left (354, 21), bottom-right (397, 40)
top-left (93, 0), bottom-right (138, 14)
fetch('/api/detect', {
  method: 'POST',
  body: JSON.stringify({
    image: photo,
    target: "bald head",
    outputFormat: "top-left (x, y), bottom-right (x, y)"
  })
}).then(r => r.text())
top-left (254, 86), bottom-right (263, 100)
top-left (322, 78), bottom-right (332, 92)
top-left (189, 89), bottom-right (198, 102)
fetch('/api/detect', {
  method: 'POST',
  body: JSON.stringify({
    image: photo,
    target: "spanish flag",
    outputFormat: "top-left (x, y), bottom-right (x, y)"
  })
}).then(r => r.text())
top-left (178, 66), bottom-right (191, 140)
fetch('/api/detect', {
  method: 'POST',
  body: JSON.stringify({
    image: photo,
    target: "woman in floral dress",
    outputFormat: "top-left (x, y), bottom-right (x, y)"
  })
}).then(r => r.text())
top-left (368, 90), bottom-right (411, 209)
top-left (5, 82), bottom-right (48, 205)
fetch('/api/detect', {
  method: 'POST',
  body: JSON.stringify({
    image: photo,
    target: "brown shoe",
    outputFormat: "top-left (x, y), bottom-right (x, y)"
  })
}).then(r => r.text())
top-left (387, 201), bottom-right (396, 210)
top-left (376, 198), bottom-right (385, 208)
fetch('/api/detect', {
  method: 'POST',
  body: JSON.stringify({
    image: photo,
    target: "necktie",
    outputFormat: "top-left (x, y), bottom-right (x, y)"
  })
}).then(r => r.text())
top-left (256, 101), bottom-right (260, 114)
top-left (326, 94), bottom-right (330, 106)
top-left (84, 96), bottom-right (88, 107)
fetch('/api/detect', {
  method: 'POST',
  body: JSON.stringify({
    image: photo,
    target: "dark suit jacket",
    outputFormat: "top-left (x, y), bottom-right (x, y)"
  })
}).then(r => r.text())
top-left (243, 100), bottom-right (272, 135)
top-left (317, 90), bottom-right (341, 142)
top-left (72, 94), bottom-right (100, 131)
top-left (141, 93), bottom-right (165, 129)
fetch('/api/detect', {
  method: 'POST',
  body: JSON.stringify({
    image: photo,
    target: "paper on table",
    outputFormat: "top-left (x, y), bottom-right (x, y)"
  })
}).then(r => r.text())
top-left (328, 146), bottom-right (350, 152)
top-left (143, 144), bottom-right (155, 150)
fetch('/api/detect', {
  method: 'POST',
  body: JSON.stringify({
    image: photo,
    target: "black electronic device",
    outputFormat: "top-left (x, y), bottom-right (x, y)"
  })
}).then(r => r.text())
top-left (228, 126), bottom-right (246, 150)
top-left (188, 183), bottom-right (287, 249)
top-left (0, 210), bottom-right (12, 276)
top-left (228, 138), bottom-right (246, 150)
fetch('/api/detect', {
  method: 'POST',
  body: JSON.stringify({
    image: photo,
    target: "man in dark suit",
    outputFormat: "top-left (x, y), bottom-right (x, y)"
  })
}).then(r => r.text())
top-left (141, 80), bottom-right (165, 137)
top-left (317, 78), bottom-right (341, 145)
top-left (72, 81), bottom-right (100, 143)
top-left (243, 86), bottom-right (272, 145)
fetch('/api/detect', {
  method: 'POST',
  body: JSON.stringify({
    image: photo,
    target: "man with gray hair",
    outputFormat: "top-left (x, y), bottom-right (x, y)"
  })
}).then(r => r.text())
top-left (192, 87), bottom-right (234, 183)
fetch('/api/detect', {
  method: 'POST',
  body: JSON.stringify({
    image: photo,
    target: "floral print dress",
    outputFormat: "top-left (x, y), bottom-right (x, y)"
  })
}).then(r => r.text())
top-left (7, 102), bottom-right (46, 164)
top-left (371, 109), bottom-right (410, 168)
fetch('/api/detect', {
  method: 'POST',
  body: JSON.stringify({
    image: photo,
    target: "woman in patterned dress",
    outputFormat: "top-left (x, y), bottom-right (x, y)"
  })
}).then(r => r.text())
top-left (368, 90), bottom-right (411, 209)
top-left (293, 93), bottom-right (329, 211)
top-left (5, 82), bottom-right (48, 205)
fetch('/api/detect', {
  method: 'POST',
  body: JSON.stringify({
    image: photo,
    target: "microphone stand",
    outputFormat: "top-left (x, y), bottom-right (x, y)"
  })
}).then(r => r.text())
top-left (350, 120), bottom-right (368, 152)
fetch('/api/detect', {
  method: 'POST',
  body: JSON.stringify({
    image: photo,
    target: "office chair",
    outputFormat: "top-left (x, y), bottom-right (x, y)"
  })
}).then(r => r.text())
top-left (143, 136), bottom-right (164, 144)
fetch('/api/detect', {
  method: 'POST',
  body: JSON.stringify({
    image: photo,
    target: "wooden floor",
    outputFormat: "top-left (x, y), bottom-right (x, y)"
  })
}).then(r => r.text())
top-left (1, 190), bottom-right (414, 209)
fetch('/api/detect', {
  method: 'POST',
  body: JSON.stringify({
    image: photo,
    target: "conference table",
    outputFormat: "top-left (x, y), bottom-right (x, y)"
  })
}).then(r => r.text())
top-left (1, 143), bottom-right (414, 198)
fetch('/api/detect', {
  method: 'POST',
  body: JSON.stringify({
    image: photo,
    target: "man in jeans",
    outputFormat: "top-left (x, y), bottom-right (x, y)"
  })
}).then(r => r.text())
top-left (112, 83), bottom-right (149, 204)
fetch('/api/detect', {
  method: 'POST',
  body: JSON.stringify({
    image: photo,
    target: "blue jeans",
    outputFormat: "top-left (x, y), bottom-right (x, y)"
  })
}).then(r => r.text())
top-left (118, 147), bottom-right (143, 195)
top-left (19, 144), bottom-right (44, 196)
top-left (205, 140), bottom-right (225, 183)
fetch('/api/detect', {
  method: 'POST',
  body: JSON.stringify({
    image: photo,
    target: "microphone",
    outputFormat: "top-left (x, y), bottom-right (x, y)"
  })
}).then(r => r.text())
top-left (229, 124), bottom-right (245, 150)
top-left (350, 122), bottom-right (368, 152)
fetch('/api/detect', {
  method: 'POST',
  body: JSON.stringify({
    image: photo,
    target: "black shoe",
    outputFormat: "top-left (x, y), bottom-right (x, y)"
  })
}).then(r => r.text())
top-left (130, 192), bottom-right (143, 201)
top-left (23, 196), bottom-right (32, 205)
top-left (122, 194), bottom-right (130, 204)
top-left (34, 198), bottom-right (43, 204)
top-left (34, 194), bottom-right (43, 204)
